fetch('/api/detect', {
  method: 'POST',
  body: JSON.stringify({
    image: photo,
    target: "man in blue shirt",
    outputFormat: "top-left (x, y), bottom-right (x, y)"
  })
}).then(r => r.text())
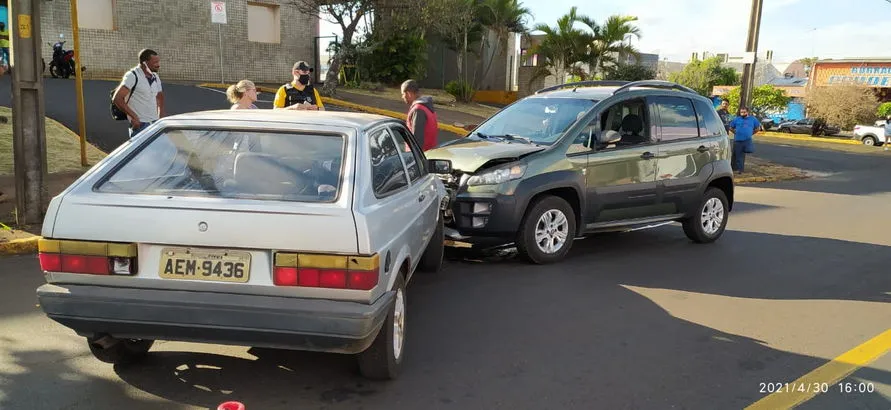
top-left (728, 106), bottom-right (761, 173)
top-left (884, 116), bottom-right (890, 152)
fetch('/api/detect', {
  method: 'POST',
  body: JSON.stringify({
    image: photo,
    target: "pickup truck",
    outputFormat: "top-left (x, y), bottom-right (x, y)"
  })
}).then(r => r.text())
top-left (852, 124), bottom-right (888, 146)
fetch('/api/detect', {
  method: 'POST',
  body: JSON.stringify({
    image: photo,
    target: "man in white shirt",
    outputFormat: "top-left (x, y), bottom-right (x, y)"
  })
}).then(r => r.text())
top-left (113, 49), bottom-right (165, 138)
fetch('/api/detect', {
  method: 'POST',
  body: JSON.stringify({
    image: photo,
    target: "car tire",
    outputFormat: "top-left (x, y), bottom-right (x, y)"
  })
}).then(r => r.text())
top-left (682, 187), bottom-right (729, 244)
top-left (417, 215), bottom-right (444, 273)
top-left (782, 128), bottom-right (791, 133)
top-left (862, 136), bottom-right (877, 146)
top-left (357, 273), bottom-right (406, 380)
top-left (516, 195), bottom-right (576, 264)
top-left (87, 336), bottom-right (154, 365)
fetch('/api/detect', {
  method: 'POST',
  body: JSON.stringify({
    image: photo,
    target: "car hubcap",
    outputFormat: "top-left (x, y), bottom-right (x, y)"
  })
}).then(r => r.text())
top-left (393, 288), bottom-right (405, 360)
top-left (534, 209), bottom-right (569, 254)
top-left (701, 198), bottom-right (725, 235)
top-left (865, 139), bottom-right (874, 146)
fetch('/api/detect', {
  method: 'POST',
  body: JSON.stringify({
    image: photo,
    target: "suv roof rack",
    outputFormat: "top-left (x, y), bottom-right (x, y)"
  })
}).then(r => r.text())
top-left (612, 80), bottom-right (698, 95)
top-left (535, 80), bottom-right (631, 94)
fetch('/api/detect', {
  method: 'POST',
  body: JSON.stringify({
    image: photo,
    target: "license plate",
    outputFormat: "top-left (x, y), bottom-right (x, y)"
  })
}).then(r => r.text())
top-left (158, 247), bottom-right (251, 283)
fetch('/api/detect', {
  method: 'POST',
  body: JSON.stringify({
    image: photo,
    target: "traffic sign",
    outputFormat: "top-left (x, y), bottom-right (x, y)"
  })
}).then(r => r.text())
top-left (211, 1), bottom-right (227, 24)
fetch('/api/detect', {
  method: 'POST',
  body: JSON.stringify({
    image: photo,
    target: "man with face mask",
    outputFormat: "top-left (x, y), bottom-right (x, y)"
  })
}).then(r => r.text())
top-left (728, 106), bottom-right (761, 174)
top-left (274, 61), bottom-right (325, 111)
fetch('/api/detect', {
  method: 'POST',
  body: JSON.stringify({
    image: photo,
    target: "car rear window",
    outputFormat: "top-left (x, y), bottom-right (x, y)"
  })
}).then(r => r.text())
top-left (96, 128), bottom-right (345, 202)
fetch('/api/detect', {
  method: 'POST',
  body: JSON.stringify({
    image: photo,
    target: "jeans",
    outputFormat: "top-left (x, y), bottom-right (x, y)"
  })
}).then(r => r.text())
top-left (129, 121), bottom-right (152, 139)
top-left (1, 48), bottom-right (8, 66)
top-left (732, 140), bottom-right (748, 173)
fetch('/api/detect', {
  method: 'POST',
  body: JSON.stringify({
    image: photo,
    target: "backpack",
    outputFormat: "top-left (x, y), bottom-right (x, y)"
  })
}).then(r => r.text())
top-left (110, 69), bottom-right (139, 121)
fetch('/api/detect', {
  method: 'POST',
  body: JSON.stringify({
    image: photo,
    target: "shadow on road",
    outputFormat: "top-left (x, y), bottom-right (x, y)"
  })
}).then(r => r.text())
top-left (72, 228), bottom-right (890, 409)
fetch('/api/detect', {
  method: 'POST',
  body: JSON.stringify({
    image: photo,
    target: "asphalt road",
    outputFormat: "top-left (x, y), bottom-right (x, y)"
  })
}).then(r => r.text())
top-left (2, 131), bottom-right (891, 408)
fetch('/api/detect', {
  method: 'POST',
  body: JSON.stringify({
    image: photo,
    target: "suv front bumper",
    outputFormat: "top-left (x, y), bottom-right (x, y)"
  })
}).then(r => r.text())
top-left (443, 191), bottom-right (525, 248)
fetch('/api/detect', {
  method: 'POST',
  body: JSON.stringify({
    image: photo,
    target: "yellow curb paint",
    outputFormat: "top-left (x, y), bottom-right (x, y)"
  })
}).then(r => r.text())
top-left (757, 132), bottom-right (862, 145)
top-left (745, 328), bottom-right (891, 410)
top-left (0, 236), bottom-right (41, 255)
top-left (197, 84), bottom-right (471, 136)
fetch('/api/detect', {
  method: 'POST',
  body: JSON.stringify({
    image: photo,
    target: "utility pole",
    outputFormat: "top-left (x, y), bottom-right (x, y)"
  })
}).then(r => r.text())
top-left (738, 0), bottom-right (764, 110)
top-left (10, 0), bottom-right (48, 225)
top-left (70, 0), bottom-right (88, 166)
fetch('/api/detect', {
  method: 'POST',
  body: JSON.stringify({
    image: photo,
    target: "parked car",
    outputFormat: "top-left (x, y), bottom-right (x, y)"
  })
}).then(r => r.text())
top-left (35, 110), bottom-right (451, 380)
top-left (776, 118), bottom-right (841, 136)
top-left (853, 124), bottom-right (887, 146)
top-left (426, 80), bottom-right (734, 264)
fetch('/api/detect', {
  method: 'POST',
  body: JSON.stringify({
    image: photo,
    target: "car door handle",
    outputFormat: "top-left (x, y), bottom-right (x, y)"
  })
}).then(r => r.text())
top-left (697, 145), bottom-right (710, 153)
top-left (640, 151), bottom-right (655, 160)
top-left (418, 193), bottom-right (426, 202)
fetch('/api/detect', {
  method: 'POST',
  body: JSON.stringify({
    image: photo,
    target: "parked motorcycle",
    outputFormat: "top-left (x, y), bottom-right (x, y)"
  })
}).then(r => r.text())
top-left (47, 34), bottom-right (84, 78)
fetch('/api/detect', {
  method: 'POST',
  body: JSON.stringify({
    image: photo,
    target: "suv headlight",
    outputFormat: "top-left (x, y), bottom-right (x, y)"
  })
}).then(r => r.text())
top-left (466, 164), bottom-right (527, 186)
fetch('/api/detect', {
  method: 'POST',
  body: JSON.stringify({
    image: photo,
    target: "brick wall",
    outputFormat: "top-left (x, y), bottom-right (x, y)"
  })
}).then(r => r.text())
top-left (40, 0), bottom-right (318, 84)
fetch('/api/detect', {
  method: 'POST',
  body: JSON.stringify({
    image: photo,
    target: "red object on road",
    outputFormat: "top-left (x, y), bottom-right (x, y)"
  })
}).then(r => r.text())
top-left (218, 402), bottom-right (245, 410)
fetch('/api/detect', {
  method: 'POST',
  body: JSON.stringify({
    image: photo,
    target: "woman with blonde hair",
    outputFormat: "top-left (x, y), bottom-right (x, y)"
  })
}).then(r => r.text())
top-left (227, 80), bottom-right (259, 110)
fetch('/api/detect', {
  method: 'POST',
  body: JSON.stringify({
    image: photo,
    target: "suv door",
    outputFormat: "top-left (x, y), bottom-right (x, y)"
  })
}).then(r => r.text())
top-left (389, 124), bottom-right (440, 254)
top-left (570, 97), bottom-right (661, 225)
top-left (651, 96), bottom-right (719, 216)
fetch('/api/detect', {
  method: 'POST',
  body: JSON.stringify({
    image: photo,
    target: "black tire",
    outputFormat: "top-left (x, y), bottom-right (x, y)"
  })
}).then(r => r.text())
top-left (87, 336), bottom-right (154, 365)
top-left (682, 187), bottom-right (729, 244)
top-left (782, 128), bottom-right (791, 133)
top-left (417, 215), bottom-right (444, 273)
top-left (862, 136), bottom-right (877, 146)
top-left (49, 62), bottom-right (60, 78)
top-left (357, 273), bottom-right (406, 380)
top-left (516, 195), bottom-right (576, 264)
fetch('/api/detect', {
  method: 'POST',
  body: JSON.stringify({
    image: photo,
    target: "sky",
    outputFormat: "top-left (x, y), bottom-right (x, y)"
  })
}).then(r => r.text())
top-left (320, 0), bottom-right (891, 64)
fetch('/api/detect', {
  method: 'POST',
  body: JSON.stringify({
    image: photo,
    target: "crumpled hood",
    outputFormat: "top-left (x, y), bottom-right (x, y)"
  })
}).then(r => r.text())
top-left (426, 138), bottom-right (545, 173)
top-left (413, 96), bottom-right (435, 112)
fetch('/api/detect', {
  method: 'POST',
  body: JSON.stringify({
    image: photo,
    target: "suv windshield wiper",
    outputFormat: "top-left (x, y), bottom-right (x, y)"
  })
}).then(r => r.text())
top-left (474, 132), bottom-right (533, 144)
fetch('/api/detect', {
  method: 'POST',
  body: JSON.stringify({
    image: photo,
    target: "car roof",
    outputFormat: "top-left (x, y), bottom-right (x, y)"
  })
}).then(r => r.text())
top-left (164, 109), bottom-right (398, 130)
top-left (529, 81), bottom-right (708, 103)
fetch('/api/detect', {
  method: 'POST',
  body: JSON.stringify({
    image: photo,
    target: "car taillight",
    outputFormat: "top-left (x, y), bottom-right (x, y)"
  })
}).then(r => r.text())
top-left (38, 239), bottom-right (138, 276)
top-left (273, 253), bottom-right (379, 290)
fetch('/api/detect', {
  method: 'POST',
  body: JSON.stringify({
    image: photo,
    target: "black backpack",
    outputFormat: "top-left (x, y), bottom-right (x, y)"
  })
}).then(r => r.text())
top-left (110, 69), bottom-right (139, 120)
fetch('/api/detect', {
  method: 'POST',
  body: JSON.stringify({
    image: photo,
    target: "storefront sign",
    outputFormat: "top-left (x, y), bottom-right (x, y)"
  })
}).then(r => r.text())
top-left (812, 62), bottom-right (891, 88)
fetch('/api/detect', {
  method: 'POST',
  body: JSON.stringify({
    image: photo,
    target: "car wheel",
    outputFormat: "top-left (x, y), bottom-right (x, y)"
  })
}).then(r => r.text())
top-left (862, 136), bottom-right (877, 146)
top-left (357, 273), bottom-right (405, 380)
top-left (87, 336), bottom-right (154, 365)
top-left (682, 187), bottom-right (729, 244)
top-left (516, 196), bottom-right (576, 264)
top-left (417, 215), bottom-right (444, 273)
top-left (782, 128), bottom-right (791, 133)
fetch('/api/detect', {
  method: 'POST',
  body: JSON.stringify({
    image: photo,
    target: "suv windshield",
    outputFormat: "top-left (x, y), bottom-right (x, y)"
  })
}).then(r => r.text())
top-left (97, 128), bottom-right (345, 202)
top-left (473, 97), bottom-right (598, 145)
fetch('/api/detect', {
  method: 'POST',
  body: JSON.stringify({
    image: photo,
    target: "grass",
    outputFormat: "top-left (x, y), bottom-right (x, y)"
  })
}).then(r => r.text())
top-left (736, 157), bottom-right (810, 184)
top-left (0, 106), bottom-right (107, 176)
top-left (340, 86), bottom-right (500, 120)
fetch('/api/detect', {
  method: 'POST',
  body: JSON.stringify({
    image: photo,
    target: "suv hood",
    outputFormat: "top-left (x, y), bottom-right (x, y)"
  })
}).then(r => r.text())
top-left (427, 138), bottom-right (545, 173)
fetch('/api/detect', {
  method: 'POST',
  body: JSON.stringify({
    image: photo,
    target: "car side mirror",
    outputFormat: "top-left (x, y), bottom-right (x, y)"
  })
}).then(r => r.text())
top-left (429, 159), bottom-right (452, 174)
top-left (598, 130), bottom-right (622, 145)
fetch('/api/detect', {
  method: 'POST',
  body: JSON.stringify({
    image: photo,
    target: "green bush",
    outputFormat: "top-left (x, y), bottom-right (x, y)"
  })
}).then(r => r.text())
top-left (363, 33), bottom-right (428, 86)
top-left (445, 80), bottom-right (474, 102)
top-left (877, 102), bottom-right (891, 118)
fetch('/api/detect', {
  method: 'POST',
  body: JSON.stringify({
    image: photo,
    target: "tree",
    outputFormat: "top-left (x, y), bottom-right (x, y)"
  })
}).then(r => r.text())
top-left (877, 102), bottom-right (891, 118)
top-left (585, 15), bottom-right (641, 75)
top-left (668, 56), bottom-right (740, 96)
top-left (721, 85), bottom-right (791, 117)
top-left (288, 0), bottom-right (375, 96)
top-left (799, 57), bottom-right (818, 76)
top-left (427, 0), bottom-right (482, 93)
top-left (602, 62), bottom-right (655, 81)
top-left (805, 85), bottom-right (880, 130)
top-left (474, 0), bottom-right (531, 88)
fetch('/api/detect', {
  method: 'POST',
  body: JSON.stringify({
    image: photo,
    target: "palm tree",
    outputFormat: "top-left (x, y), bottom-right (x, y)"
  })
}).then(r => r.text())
top-left (475, 0), bottom-right (532, 85)
top-left (529, 7), bottom-right (593, 84)
top-left (583, 15), bottom-right (641, 76)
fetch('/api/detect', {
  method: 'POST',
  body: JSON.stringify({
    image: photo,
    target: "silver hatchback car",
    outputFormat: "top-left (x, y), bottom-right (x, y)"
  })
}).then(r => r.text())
top-left (35, 110), bottom-right (451, 380)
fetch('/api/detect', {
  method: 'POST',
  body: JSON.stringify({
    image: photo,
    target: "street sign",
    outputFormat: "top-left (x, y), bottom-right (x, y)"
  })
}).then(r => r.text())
top-left (211, 1), bottom-right (227, 24)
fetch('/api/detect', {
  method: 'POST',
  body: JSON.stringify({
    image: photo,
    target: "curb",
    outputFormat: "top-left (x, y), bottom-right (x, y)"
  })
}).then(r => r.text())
top-left (197, 83), bottom-right (471, 137)
top-left (758, 132), bottom-right (861, 145)
top-left (0, 236), bottom-right (40, 256)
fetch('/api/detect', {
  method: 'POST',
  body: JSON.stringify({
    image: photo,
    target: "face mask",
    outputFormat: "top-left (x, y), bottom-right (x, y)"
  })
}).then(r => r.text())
top-left (298, 74), bottom-right (310, 85)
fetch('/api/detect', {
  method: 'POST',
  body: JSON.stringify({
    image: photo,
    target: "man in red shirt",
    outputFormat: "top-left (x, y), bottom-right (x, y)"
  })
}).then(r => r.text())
top-left (401, 80), bottom-right (439, 151)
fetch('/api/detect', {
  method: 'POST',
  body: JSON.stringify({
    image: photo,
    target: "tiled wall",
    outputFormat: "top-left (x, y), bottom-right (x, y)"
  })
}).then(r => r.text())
top-left (40, 0), bottom-right (318, 84)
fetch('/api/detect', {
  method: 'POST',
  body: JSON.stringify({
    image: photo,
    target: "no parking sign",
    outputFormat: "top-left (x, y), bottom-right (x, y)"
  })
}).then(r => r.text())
top-left (211, 1), bottom-right (227, 24)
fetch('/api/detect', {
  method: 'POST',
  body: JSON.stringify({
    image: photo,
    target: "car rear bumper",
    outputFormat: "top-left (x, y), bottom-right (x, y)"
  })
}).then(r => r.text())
top-left (37, 283), bottom-right (394, 354)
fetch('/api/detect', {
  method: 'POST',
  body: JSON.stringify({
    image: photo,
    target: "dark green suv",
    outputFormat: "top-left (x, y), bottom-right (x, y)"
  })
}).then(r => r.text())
top-left (426, 80), bottom-right (734, 264)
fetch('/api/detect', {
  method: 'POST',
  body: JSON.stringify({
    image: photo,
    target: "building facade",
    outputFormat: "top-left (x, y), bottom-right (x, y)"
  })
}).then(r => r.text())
top-left (38, 0), bottom-right (318, 84)
top-left (809, 59), bottom-right (891, 102)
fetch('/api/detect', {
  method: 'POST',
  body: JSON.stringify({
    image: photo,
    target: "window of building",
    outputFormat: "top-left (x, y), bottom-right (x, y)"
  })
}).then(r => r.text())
top-left (248, 3), bottom-right (280, 44)
top-left (77, 0), bottom-right (114, 31)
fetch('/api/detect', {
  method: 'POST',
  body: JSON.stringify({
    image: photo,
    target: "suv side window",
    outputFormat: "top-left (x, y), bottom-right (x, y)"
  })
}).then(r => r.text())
top-left (369, 128), bottom-right (409, 197)
top-left (693, 99), bottom-right (726, 137)
top-left (653, 96), bottom-right (699, 142)
top-left (597, 97), bottom-right (652, 148)
top-left (389, 125), bottom-right (427, 182)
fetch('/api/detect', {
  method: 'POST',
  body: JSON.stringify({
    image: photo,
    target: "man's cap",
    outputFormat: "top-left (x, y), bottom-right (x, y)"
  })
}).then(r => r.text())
top-left (293, 61), bottom-right (314, 72)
